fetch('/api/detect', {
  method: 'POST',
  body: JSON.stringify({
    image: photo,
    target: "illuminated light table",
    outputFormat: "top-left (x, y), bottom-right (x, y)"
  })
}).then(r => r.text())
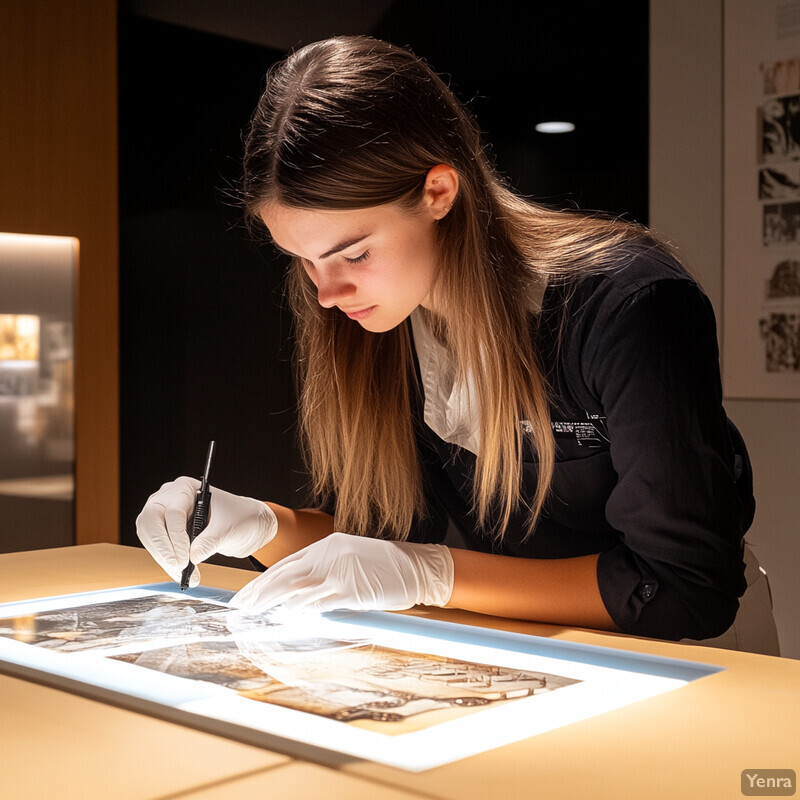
top-left (0, 544), bottom-right (798, 800)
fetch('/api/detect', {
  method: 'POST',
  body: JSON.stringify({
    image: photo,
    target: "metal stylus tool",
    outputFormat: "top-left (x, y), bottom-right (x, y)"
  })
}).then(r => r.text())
top-left (180, 440), bottom-right (216, 590)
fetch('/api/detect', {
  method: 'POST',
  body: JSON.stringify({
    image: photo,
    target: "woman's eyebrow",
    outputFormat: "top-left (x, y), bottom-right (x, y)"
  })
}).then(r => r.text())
top-left (272, 234), bottom-right (369, 260)
top-left (318, 235), bottom-right (369, 260)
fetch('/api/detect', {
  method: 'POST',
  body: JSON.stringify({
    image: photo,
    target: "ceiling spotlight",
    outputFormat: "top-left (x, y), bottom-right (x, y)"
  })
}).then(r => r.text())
top-left (535, 121), bottom-right (576, 134)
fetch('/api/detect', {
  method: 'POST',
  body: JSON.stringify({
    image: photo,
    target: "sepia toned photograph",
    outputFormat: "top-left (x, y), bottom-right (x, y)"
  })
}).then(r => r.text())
top-left (114, 638), bottom-right (579, 729)
top-left (760, 57), bottom-right (800, 96)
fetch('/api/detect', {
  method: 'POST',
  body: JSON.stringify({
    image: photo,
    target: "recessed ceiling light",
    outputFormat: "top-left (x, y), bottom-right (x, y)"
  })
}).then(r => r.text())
top-left (535, 121), bottom-right (576, 134)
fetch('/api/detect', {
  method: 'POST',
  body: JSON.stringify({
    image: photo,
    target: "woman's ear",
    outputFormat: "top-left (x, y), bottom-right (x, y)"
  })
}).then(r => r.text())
top-left (422, 164), bottom-right (459, 219)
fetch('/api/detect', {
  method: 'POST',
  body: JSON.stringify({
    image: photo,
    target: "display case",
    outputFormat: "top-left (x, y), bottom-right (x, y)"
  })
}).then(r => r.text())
top-left (0, 233), bottom-right (77, 552)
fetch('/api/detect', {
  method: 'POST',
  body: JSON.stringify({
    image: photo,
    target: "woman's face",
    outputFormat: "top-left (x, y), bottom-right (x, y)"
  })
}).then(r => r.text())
top-left (260, 200), bottom-right (442, 333)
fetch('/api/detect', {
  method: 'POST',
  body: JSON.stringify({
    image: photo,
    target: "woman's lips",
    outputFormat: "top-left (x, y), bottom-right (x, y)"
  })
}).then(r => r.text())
top-left (343, 305), bottom-right (376, 320)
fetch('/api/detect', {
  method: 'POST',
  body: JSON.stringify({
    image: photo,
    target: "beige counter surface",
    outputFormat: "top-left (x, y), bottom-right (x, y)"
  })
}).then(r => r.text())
top-left (0, 544), bottom-right (797, 799)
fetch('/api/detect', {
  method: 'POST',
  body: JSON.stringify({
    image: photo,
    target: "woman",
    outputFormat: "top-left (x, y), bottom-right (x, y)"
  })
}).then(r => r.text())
top-left (137, 35), bottom-right (755, 643)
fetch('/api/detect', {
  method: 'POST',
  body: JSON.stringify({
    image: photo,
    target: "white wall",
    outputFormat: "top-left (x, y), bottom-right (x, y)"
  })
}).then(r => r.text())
top-left (651, 0), bottom-right (800, 658)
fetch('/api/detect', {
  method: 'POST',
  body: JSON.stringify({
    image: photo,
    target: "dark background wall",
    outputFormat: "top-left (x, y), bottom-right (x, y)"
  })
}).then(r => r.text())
top-left (118, 2), bottom-right (649, 545)
top-left (371, 2), bottom-right (649, 218)
top-left (119, 18), bottom-right (297, 543)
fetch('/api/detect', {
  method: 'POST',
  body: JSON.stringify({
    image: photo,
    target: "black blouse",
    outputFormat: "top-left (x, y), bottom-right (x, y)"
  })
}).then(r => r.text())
top-left (410, 243), bottom-right (752, 641)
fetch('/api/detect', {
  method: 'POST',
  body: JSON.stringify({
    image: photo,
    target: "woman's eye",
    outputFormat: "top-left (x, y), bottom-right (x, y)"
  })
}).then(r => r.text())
top-left (344, 250), bottom-right (370, 264)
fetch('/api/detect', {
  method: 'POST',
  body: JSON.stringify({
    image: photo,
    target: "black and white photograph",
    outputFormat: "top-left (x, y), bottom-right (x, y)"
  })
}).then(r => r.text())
top-left (762, 201), bottom-right (800, 245)
top-left (759, 312), bottom-right (800, 372)
top-left (758, 94), bottom-right (800, 162)
top-left (0, 593), bottom-right (239, 652)
top-left (766, 258), bottom-right (800, 298)
top-left (759, 164), bottom-right (800, 199)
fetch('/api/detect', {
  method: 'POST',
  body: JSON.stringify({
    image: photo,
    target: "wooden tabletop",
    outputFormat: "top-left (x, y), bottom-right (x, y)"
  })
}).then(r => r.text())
top-left (0, 544), bottom-right (797, 800)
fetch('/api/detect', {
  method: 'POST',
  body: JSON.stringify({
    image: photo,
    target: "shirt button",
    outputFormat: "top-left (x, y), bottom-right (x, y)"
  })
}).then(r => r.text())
top-left (638, 581), bottom-right (658, 602)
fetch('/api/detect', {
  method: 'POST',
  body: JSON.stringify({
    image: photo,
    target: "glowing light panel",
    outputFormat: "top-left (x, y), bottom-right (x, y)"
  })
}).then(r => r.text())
top-left (0, 584), bottom-right (723, 772)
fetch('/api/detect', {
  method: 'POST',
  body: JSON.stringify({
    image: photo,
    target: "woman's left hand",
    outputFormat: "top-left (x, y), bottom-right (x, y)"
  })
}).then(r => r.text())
top-left (230, 532), bottom-right (454, 614)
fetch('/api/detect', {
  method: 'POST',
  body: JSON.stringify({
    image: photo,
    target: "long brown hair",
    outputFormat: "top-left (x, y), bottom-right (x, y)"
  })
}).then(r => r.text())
top-left (243, 36), bottom-right (653, 540)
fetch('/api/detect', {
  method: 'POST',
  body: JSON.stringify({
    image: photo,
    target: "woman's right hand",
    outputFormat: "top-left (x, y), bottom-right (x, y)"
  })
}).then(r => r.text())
top-left (135, 477), bottom-right (278, 587)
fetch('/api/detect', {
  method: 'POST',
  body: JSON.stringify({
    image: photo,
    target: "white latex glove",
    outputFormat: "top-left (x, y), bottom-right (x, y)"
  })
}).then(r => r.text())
top-left (136, 476), bottom-right (277, 587)
top-left (230, 531), bottom-right (454, 614)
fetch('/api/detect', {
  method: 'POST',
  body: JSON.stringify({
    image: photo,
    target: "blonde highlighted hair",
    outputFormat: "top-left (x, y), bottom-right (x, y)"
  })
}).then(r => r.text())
top-left (243, 36), bottom-right (655, 541)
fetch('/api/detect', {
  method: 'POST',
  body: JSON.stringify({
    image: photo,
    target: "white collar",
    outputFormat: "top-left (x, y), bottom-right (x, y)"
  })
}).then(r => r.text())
top-left (411, 309), bottom-right (482, 455)
top-left (410, 274), bottom-right (546, 456)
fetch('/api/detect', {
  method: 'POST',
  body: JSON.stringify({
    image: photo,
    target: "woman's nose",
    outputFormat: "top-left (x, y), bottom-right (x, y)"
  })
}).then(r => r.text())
top-left (314, 266), bottom-right (357, 308)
